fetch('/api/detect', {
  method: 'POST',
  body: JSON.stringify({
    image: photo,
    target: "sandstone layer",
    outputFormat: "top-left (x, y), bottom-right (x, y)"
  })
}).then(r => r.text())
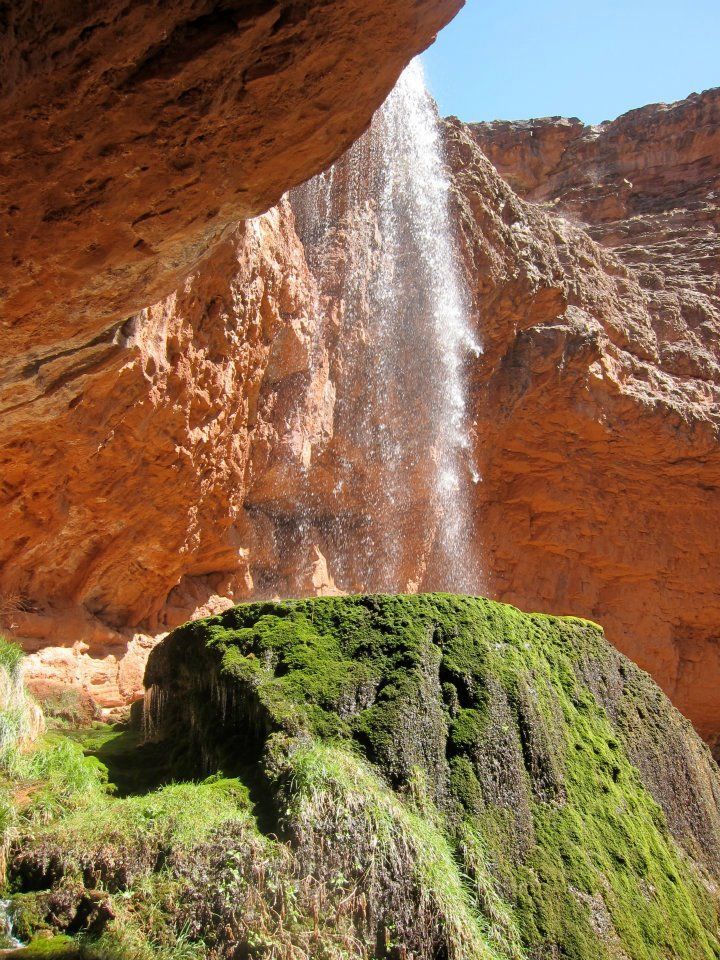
top-left (0, 0), bottom-right (461, 403)
top-left (3, 81), bottom-right (720, 751)
top-left (459, 89), bottom-right (720, 744)
top-left (2, 204), bottom-right (333, 708)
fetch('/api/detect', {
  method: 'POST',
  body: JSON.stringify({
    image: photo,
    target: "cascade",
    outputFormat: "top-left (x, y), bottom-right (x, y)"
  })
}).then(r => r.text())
top-left (0, 900), bottom-right (22, 949)
top-left (290, 58), bottom-right (481, 594)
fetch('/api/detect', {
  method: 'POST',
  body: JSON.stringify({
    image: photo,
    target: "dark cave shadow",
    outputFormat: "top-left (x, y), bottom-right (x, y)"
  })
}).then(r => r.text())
top-left (67, 724), bottom-right (280, 836)
top-left (66, 724), bottom-right (175, 797)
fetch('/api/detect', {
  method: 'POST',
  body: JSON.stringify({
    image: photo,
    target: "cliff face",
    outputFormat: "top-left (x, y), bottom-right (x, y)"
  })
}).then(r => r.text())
top-left (4, 84), bottom-right (720, 753)
top-left (460, 89), bottom-right (720, 744)
top-left (2, 203), bottom-right (335, 707)
top-left (0, 0), bottom-right (460, 340)
top-left (0, 0), bottom-right (462, 708)
top-left (0, 1), bottom-right (462, 644)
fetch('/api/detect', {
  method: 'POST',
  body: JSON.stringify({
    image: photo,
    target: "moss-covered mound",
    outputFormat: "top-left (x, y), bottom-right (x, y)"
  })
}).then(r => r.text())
top-left (7, 596), bottom-right (720, 960)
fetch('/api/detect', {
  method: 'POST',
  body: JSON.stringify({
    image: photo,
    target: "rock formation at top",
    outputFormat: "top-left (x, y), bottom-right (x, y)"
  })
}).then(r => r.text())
top-left (0, 0), bottom-right (461, 382)
top-left (2, 61), bottom-right (719, 758)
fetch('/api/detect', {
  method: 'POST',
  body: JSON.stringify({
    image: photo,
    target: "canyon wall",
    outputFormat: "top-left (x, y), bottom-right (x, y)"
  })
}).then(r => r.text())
top-left (3, 81), bottom-right (719, 751)
top-left (0, 0), bottom-right (461, 337)
top-left (0, 0), bottom-right (462, 707)
top-left (461, 89), bottom-right (720, 744)
top-left (1, 204), bottom-right (338, 706)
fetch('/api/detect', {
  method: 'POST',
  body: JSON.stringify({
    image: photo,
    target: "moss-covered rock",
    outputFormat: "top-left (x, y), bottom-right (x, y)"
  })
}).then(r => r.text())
top-left (6, 934), bottom-right (80, 959)
top-left (9, 594), bottom-right (720, 959)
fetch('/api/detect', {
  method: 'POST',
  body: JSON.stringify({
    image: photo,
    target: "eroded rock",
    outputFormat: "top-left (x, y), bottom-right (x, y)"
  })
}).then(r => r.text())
top-left (451, 90), bottom-right (720, 746)
top-left (0, 0), bottom-right (461, 381)
top-left (3, 85), bottom-right (720, 752)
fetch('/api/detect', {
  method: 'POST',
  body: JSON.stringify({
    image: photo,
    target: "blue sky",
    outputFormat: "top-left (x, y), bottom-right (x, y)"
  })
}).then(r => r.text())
top-left (422, 0), bottom-right (719, 125)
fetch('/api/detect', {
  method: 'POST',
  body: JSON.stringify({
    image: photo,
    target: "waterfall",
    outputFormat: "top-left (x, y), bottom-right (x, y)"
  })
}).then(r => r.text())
top-left (0, 901), bottom-right (22, 949)
top-left (290, 58), bottom-right (482, 594)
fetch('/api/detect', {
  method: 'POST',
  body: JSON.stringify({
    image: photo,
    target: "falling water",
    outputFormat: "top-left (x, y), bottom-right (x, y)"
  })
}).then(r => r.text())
top-left (290, 58), bottom-right (482, 594)
top-left (0, 900), bottom-right (22, 949)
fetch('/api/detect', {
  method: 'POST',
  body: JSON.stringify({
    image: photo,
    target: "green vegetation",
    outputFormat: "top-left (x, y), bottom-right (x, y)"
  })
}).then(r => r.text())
top-left (2, 597), bottom-right (720, 960)
top-left (0, 636), bottom-right (37, 767)
top-left (8, 935), bottom-right (79, 959)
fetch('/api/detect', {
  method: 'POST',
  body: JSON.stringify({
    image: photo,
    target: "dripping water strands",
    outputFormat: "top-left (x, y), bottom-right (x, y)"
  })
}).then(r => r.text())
top-left (290, 58), bottom-right (482, 595)
top-left (0, 900), bottom-right (22, 950)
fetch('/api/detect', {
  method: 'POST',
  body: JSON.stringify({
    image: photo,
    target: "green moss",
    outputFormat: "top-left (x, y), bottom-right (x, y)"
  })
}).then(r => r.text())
top-left (450, 708), bottom-right (486, 751)
top-left (449, 755), bottom-right (485, 813)
top-left (9, 935), bottom-right (79, 959)
top-left (7, 594), bottom-right (720, 960)
top-left (63, 724), bottom-right (175, 796)
top-left (9, 893), bottom-right (53, 943)
top-left (151, 594), bottom-right (720, 958)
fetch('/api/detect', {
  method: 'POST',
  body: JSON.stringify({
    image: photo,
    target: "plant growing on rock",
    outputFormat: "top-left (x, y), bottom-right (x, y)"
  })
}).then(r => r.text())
top-left (4, 596), bottom-right (720, 959)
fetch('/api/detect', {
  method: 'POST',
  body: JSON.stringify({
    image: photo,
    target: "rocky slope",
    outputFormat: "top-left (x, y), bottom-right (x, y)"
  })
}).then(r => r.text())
top-left (7, 595), bottom-right (720, 959)
top-left (3, 83), bottom-right (720, 754)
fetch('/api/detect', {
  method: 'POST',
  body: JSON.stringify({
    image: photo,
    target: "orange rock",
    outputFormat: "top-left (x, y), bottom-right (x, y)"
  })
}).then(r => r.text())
top-left (1, 1), bottom-right (465, 710)
top-left (3, 82), bottom-right (720, 757)
top-left (447, 90), bottom-right (720, 748)
top-left (0, 0), bottom-right (461, 345)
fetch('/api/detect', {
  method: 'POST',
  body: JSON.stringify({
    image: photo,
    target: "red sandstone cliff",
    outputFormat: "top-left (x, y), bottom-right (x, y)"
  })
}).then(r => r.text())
top-left (2, 204), bottom-right (337, 706)
top-left (0, 0), bottom-right (460, 336)
top-left (0, 0), bottom-right (461, 706)
top-left (3, 75), bottom-right (720, 752)
top-left (459, 90), bottom-right (720, 743)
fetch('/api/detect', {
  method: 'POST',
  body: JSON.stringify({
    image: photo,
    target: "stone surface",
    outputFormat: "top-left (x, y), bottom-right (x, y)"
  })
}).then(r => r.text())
top-left (1, 203), bottom-right (330, 710)
top-left (454, 90), bottom-right (720, 745)
top-left (0, 0), bottom-right (461, 379)
top-left (3, 83), bottom-right (720, 750)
